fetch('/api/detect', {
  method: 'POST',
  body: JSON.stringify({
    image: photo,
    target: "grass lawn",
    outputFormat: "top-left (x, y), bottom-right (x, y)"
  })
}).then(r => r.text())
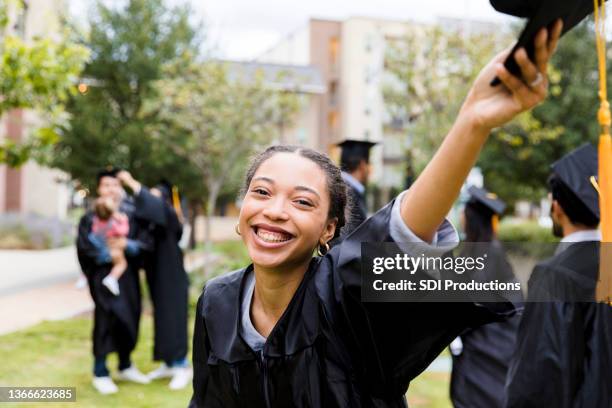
top-left (0, 313), bottom-right (192, 407)
top-left (0, 240), bottom-right (451, 407)
top-left (407, 371), bottom-right (452, 407)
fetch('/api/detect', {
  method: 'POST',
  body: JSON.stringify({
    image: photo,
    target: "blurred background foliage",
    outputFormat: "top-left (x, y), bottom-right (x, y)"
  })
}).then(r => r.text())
top-left (385, 21), bottom-right (602, 207)
top-left (0, 0), bottom-right (89, 167)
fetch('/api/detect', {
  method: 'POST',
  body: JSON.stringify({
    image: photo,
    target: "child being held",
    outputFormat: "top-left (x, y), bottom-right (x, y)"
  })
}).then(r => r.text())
top-left (90, 197), bottom-right (130, 296)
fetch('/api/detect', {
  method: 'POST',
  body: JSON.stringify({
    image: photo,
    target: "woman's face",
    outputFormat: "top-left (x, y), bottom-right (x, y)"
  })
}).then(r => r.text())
top-left (239, 152), bottom-right (337, 271)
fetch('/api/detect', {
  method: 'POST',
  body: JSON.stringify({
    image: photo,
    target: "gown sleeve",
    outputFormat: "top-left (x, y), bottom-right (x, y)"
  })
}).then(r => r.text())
top-left (189, 292), bottom-right (210, 407)
top-left (133, 187), bottom-right (167, 226)
top-left (329, 193), bottom-right (516, 396)
top-left (76, 214), bottom-right (103, 274)
top-left (504, 265), bottom-right (585, 408)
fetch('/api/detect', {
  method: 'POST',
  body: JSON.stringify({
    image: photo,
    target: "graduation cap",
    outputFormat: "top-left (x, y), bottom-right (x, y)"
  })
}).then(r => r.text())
top-left (338, 140), bottom-right (377, 164)
top-left (154, 178), bottom-right (185, 219)
top-left (490, 0), bottom-right (607, 84)
top-left (96, 167), bottom-right (119, 185)
top-left (467, 186), bottom-right (507, 215)
top-left (153, 179), bottom-right (173, 201)
top-left (550, 143), bottom-right (599, 219)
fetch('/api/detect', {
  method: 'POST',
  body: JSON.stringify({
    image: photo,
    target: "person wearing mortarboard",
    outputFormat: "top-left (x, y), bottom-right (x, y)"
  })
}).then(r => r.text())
top-left (338, 139), bottom-right (377, 236)
top-left (76, 168), bottom-right (161, 394)
top-left (488, 2), bottom-right (611, 405)
top-left (504, 144), bottom-right (612, 408)
top-left (450, 187), bottom-right (523, 408)
top-left (116, 173), bottom-right (193, 390)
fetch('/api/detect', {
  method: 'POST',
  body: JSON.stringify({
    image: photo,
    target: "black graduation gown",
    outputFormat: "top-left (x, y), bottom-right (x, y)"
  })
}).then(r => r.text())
top-left (505, 242), bottom-right (612, 408)
top-left (450, 242), bottom-right (524, 408)
top-left (344, 183), bottom-right (368, 236)
top-left (138, 189), bottom-right (189, 363)
top-left (189, 199), bottom-right (516, 408)
top-left (76, 198), bottom-right (156, 358)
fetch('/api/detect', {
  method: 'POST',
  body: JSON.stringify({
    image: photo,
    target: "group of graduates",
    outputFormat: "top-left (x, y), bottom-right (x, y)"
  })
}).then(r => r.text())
top-left (340, 140), bottom-right (611, 407)
top-left (76, 169), bottom-right (191, 395)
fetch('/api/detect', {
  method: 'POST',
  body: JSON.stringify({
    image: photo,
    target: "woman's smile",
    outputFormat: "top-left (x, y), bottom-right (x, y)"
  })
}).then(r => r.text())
top-left (251, 223), bottom-right (295, 248)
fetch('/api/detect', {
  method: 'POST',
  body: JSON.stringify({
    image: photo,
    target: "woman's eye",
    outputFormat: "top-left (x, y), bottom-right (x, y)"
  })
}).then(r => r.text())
top-left (252, 188), bottom-right (269, 196)
top-left (295, 199), bottom-right (313, 207)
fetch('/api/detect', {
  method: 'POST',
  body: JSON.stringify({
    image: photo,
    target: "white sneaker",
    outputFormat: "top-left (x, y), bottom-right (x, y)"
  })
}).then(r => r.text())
top-left (75, 276), bottom-right (88, 289)
top-left (102, 275), bottom-right (120, 296)
top-left (147, 363), bottom-right (174, 380)
top-left (117, 365), bottom-right (150, 384)
top-left (168, 367), bottom-right (193, 390)
top-left (92, 376), bottom-right (118, 394)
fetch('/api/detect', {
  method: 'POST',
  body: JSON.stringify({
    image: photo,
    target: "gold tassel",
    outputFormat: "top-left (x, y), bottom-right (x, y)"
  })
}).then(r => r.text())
top-left (593, 0), bottom-right (612, 304)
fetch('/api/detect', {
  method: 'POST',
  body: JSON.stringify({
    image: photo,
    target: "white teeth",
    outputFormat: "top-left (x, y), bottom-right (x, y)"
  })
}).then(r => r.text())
top-left (256, 229), bottom-right (292, 243)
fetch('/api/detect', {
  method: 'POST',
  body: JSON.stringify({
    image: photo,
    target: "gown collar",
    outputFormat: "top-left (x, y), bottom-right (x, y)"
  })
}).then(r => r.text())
top-left (204, 258), bottom-right (323, 363)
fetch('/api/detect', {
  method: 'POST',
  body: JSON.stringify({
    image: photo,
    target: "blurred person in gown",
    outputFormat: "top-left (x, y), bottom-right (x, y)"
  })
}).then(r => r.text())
top-left (450, 186), bottom-right (523, 408)
top-left (117, 172), bottom-right (191, 390)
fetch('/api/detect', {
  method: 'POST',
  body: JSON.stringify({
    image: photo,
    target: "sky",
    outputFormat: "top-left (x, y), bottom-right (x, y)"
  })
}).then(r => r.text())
top-left (70, 0), bottom-right (510, 60)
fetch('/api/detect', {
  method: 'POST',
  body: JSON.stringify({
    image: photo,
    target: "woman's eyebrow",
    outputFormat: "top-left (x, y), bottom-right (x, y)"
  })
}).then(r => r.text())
top-left (295, 186), bottom-right (320, 199)
top-left (252, 177), bottom-right (320, 199)
top-left (252, 176), bottom-right (274, 184)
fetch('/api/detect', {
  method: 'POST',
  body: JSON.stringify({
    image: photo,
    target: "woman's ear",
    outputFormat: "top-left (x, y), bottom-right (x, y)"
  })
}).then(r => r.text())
top-left (320, 217), bottom-right (338, 244)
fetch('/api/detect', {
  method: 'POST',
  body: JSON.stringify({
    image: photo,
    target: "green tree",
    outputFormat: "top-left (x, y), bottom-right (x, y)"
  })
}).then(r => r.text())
top-left (0, 0), bottom-right (89, 167)
top-left (147, 61), bottom-right (301, 248)
top-left (52, 0), bottom-right (198, 191)
top-left (383, 25), bottom-right (505, 171)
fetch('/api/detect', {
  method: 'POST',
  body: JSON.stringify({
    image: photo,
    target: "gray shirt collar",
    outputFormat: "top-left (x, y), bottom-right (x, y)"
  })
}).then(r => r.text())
top-left (341, 171), bottom-right (365, 195)
top-left (240, 271), bottom-right (266, 352)
top-left (556, 229), bottom-right (600, 255)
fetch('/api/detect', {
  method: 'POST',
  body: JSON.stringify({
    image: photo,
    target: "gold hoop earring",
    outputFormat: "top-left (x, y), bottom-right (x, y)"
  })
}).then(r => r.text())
top-left (235, 224), bottom-right (241, 236)
top-left (317, 242), bottom-right (330, 257)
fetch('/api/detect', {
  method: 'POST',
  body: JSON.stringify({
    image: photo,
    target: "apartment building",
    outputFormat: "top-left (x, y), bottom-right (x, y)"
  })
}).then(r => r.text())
top-left (224, 60), bottom-right (325, 149)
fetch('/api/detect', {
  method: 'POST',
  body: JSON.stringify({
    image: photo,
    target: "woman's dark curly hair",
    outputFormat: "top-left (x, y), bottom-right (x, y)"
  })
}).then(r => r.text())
top-left (242, 145), bottom-right (349, 241)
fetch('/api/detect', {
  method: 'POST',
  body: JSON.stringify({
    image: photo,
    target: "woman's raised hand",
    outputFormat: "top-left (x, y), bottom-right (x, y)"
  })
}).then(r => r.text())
top-left (400, 20), bottom-right (563, 242)
top-left (460, 19), bottom-right (563, 131)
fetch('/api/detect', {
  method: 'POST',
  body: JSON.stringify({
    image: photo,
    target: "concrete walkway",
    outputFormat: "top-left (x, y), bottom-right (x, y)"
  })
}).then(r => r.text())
top-left (0, 246), bottom-right (81, 296)
top-left (0, 246), bottom-right (89, 335)
top-left (0, 248), bottom-right (220, 335)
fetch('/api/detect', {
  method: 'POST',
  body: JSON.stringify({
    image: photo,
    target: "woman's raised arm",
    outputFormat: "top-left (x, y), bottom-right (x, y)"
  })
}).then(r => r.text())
top-left (401, 20), bottom-right (562, 242)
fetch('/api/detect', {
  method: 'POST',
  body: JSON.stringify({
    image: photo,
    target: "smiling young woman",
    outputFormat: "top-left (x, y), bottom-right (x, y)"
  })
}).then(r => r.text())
top-left (189, 21), bottom-right (563, 408)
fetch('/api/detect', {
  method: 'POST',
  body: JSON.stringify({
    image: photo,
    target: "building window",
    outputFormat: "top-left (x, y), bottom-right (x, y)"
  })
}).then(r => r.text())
top-left (329, 37), bottom-right (339, 67)
top-left (329, 80), bottom-right (338, 107)
top-left (328, 111), bottom-right (338, 137)
top-left (14, 1), bottom-right (29, 38)
top-left (365, 34), bottom-right (373, 52)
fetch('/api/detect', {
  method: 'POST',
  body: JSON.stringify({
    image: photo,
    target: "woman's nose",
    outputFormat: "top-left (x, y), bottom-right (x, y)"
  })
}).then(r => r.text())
top-left (262, 197), bottom-right (289, 220)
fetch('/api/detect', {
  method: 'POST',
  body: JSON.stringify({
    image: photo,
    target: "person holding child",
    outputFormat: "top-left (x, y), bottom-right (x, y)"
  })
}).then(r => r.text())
top-left (116, 173), bottom-right (192, 390)
top-left (77, 168), bottom-right (163, 394)
top-left (89, 196), bottom-right (131, 296)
